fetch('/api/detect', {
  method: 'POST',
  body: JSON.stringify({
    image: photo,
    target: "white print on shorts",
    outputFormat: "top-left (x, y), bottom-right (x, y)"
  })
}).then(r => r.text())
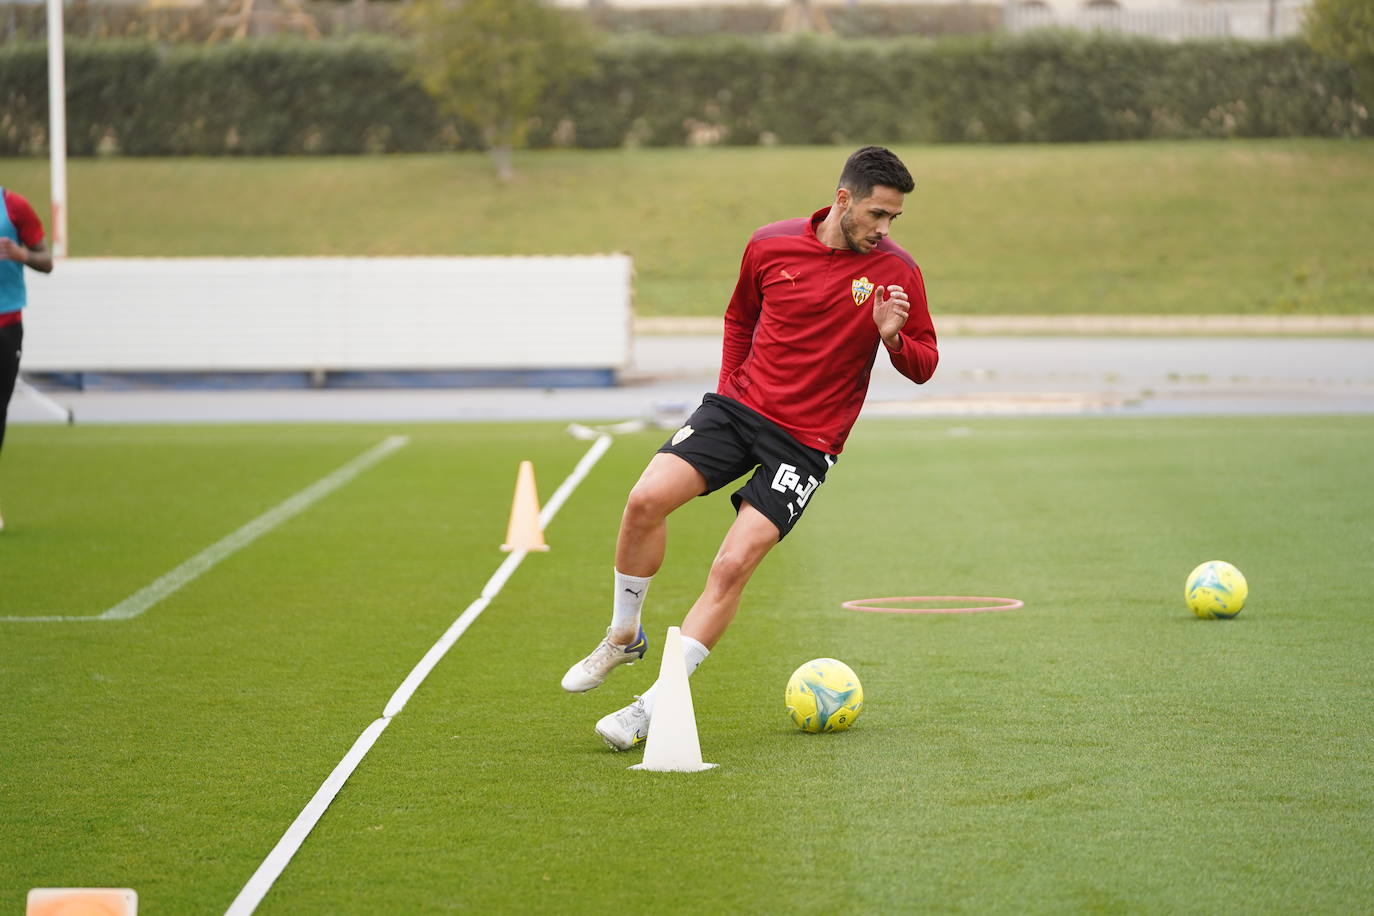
top-left (771, 462), bottom-right (820, 510)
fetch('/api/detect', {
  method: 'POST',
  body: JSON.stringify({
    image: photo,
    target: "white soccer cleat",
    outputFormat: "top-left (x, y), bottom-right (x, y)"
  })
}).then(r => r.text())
top-left (595, 697), bottom-right (650, 751)
top-left (561, 626), bottom-right (647, 693)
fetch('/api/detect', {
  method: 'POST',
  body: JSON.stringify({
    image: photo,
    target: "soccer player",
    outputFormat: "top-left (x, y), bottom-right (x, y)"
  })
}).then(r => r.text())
top-left (0, 185), bottom-right (55, 531)
top-left (561, 146), bottom-right (939, 749)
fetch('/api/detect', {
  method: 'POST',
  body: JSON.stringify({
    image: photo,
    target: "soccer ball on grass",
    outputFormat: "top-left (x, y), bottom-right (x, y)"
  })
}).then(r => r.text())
top-left (785, 658), bottom-right (863, 733)
top-left (1185, 560), bottom-right (1248, 619)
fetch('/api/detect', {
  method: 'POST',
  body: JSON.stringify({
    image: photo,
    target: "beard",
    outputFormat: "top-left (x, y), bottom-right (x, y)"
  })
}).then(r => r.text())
top-left (839, 208), bottom-right (873, 253)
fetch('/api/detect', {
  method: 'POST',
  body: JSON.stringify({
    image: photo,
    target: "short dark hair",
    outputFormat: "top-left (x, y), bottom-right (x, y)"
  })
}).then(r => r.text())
top-left (838, 146), bottom-right (914, 200)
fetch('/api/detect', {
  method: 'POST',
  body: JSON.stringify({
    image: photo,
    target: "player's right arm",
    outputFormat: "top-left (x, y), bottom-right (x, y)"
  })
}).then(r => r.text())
top-left (0, 238), bottom-right (53, 274)
top-left (718, 242), bottom-right (763, 389)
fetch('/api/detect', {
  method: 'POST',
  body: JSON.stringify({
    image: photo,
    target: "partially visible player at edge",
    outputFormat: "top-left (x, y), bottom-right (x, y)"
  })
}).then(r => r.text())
top-left (561, 146), bottom-right (938, 749)
top-left (0, 186), bottom-right (55, 532)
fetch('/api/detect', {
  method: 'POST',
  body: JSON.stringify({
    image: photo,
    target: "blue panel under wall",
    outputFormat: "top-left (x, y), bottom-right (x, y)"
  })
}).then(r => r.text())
top-left (25, 369), bottom-right (619, 391)
top-left (326, 369), bottom-right (618, 389)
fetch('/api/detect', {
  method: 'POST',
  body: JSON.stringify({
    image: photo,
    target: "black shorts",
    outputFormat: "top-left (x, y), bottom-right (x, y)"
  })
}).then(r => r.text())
top-left (657, 393), bottom-right (837, 540)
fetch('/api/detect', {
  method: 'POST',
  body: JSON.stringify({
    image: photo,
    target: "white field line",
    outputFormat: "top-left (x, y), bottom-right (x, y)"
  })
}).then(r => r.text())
top-left (0, 435), bottom-right (410, 624)
top-left (16, 376), bottom-right (74, 423)
top-left (224, 433), bottom-right (614, 916)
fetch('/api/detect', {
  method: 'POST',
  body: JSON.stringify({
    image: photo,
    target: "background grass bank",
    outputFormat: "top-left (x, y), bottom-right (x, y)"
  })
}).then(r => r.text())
top-left (4, 139), bottom-right (1371, 317)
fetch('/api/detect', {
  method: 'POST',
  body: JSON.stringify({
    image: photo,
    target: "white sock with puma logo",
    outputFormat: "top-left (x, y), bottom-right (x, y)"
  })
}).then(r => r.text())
top-left (611, 569), bottom-right (652, 642)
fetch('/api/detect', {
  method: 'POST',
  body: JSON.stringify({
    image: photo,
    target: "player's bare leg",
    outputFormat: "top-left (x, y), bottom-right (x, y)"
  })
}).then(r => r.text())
top-left (609, 452), bottom-right (706, 641)
top-left (562, 453), bottom-right (706, 693)
top-left (680, 500), bottom-right (779, 649)
top-left (615, 455), bottom-right (707, 574)
top-left (596, 502), bottom-right (778, 749)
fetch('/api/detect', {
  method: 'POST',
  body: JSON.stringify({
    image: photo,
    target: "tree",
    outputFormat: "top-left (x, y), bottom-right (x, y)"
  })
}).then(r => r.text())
top-left (777, 0), bottom-right (832, 34)
top-left (404, 0), bottom-right (597, 180)
top-left (1304, 0), bottom-right (1374, 107)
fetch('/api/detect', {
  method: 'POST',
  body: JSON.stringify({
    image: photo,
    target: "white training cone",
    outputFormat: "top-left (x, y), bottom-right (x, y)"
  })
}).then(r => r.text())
top-left (501, 460), bottom-right (549, 552)
top-left (630, 626), bottom-right (717, 773)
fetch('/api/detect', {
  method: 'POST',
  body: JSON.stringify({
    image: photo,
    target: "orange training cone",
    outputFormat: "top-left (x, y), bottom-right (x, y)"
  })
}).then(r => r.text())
top-left (28, 888), bottom-right (138, 916)
top-left (501, 460), bottom-right (549, 552)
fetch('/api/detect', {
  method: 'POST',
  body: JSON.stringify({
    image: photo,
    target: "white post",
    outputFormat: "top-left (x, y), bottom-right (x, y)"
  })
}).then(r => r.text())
top-left (46, 0), bottom-right (68, 258)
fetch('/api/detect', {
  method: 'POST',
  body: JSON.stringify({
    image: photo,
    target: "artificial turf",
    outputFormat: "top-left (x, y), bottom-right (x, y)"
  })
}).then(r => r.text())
top-left (1, 415), bottom-right (1371, 912)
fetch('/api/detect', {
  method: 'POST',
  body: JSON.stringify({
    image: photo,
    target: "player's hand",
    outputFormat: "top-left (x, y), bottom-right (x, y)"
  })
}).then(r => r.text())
top-left (872, 284), bottom-right (910, 343)
top-left (0, 237), bottom-right (26, 264)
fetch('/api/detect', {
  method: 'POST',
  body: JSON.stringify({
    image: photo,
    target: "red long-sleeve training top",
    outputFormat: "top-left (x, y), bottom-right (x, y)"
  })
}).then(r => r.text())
top-left (716, 206), bottom-right (938, 454)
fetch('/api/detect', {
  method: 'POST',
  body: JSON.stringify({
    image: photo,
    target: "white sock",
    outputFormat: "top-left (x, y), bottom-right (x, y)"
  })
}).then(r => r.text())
top-left (611, 569), bottom-right (652, 640)
top-left (640, 635), bottom-right (709, 719)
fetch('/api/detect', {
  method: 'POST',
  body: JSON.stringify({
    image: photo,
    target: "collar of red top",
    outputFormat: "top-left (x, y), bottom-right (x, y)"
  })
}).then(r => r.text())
top-left (808, 206), bottom-right (831, 242)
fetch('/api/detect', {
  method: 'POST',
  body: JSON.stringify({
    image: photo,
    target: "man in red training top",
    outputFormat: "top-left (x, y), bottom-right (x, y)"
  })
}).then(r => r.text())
top-left (561, 146), bottom-right (938, 749)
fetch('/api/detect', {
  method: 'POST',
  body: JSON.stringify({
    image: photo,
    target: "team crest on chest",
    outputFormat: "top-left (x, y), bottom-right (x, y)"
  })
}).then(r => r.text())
top-left (851, 277), bottom-right (875, 307)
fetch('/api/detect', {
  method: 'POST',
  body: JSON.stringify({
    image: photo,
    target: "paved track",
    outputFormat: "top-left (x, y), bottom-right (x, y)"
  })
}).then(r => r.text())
top-left (9, 335), bottom-right (1374, 425)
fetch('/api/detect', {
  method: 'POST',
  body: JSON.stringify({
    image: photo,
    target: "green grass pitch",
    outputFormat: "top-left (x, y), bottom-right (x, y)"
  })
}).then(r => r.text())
top-left (2, 415), bottom-right (1372, 912)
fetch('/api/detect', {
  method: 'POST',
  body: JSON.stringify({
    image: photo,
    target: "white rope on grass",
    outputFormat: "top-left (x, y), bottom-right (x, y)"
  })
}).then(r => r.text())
top-left (102, 435), bottom-right (411, 621)
top-left (224, 432), bottom-right (614, 916)
top-left (224, 715), bottom-right (392, 916)
top-left (539, 432), bottom-right (614, 528)
top-left (0, 435), bottom-right (411, 624)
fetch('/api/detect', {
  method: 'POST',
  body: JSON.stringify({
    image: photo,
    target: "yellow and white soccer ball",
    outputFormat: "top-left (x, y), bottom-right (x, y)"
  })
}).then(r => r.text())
top-left (785, 658), bottom-right (863, 733)
top-left (1185, 560), bottom-right (1248, 619)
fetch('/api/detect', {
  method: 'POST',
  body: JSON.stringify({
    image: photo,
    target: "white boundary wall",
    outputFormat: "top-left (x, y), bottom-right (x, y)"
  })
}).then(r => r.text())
top-left (1004, 0), bottom-right (1309, 39)
top-left (21, 256), bottom-right (633, 375)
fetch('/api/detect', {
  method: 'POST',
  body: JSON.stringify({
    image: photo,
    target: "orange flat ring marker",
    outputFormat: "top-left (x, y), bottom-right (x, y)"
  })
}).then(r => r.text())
top-left (842, 596), bottom-right (1025, 614)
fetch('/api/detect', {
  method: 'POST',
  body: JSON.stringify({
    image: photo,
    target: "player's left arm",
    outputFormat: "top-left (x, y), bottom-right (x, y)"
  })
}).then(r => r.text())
top-left (873, 265), bottom-right (937, 384)
top-left (0, 192), bottom-right (53, 273)
top-left (718, 241), bottom-right (763, 389)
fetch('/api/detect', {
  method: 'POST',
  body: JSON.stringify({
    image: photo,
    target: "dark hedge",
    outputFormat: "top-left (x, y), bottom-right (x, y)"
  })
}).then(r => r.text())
top-left (0, 33), bottom-right (1365, 156)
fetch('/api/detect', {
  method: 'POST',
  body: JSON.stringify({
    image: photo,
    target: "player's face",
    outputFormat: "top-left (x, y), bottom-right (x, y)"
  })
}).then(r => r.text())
top-left (839, 185), bottom-right (905, 254)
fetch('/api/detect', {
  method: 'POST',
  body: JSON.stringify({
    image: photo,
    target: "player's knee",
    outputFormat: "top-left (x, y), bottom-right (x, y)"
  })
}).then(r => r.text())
top-left (708, 548), bottom-right (757, 592)
top-left (623, 483), bottom-right (671, 529)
